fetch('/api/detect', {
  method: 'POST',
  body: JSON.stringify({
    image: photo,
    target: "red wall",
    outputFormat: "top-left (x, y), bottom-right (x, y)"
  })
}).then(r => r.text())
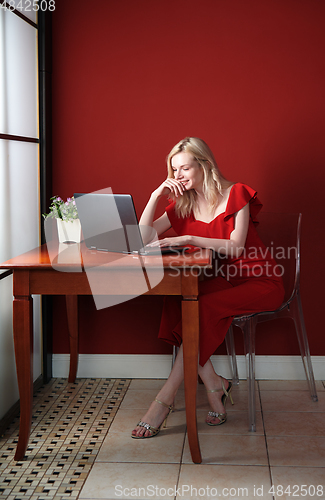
top-left (51, 0), bottom-right (325, 357)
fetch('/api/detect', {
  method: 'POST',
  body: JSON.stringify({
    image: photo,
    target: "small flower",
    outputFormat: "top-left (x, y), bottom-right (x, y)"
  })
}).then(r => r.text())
top-left (42, 195), bottom-right (79, 222)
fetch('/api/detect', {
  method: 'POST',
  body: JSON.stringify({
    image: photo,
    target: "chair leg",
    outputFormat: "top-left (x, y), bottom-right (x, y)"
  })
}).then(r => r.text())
top-left (291, 292), bottom-right (318, 401)
top-left (225, 326), bottom-right (239, 385)
top-left (242, 317), bottom-right (257, 432)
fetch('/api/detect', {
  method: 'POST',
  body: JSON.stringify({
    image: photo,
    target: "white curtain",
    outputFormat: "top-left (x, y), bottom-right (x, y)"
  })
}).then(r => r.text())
top-left (0, 7), bottom-right (41, 419)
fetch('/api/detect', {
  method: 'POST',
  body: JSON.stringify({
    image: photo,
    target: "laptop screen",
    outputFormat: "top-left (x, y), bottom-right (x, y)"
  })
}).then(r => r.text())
top-left (74, 193), bottom-right (146, 253)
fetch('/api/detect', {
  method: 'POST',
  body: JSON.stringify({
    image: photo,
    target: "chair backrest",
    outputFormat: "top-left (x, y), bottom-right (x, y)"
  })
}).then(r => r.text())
top-left (256, 212), bottom-right (301, 304)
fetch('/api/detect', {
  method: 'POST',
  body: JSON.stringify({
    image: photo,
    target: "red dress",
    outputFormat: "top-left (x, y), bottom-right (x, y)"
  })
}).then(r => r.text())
top-left (158, 183), bottom-right (285, 366)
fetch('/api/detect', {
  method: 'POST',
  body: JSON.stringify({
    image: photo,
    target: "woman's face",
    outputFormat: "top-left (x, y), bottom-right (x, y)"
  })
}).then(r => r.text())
top-left (170, 152), bottom-right (204, 193)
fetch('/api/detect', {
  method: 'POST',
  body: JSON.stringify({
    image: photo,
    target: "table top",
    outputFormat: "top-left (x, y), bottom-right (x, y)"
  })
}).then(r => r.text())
top-left (0, 242), bottom-right (212, 271)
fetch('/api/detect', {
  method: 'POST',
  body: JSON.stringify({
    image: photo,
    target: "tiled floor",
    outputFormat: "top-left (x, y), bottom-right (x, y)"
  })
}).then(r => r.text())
top-left (0, 378), bottom-right (130, 500)
top-left (1, 379), bottom-right (325, 500)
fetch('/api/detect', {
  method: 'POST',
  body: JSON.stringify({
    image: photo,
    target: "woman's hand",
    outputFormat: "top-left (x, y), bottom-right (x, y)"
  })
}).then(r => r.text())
top-left (147, 235), bottom-right (191, 247)
top-left (153, 178), bottom-right (185, 199)
top-left (139, 178), bottom-right (186, 243)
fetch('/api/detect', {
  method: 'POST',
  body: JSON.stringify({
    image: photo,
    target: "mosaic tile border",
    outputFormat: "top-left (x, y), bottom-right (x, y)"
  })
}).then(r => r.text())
top-left (0, 378), bottom-right (130, 499)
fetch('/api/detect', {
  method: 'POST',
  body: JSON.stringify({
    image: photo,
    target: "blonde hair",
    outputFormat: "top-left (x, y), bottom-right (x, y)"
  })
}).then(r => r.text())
top-left (167, 137), bottom-right (232, 218)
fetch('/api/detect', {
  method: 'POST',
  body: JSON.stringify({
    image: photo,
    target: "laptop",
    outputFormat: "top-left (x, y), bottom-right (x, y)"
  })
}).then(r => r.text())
top-left (74, 193), bottom-right (188, 255)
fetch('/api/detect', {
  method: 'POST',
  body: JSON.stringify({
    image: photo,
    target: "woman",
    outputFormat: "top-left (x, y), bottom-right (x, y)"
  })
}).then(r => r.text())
top-left (131, 137), bottom-right (284, 439)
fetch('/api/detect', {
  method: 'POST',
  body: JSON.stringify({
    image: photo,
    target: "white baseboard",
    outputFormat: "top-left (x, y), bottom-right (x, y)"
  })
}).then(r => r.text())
top-left (52, 354), bottom-right (325, 380)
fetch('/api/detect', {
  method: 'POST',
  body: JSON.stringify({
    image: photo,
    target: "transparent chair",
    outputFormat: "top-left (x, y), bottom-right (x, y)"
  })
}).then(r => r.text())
top-left (225, 212), bottom-right (318, 431)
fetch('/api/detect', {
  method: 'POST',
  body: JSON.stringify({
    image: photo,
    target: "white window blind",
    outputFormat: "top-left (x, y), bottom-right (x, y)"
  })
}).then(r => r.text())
top-left (0, 5), bottom-right (41, 420)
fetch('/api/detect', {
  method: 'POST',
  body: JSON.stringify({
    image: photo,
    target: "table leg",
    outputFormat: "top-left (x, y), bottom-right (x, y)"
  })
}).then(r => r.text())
top-left (182, 299), bottom-right (202, 464)
top-left (65, 295), bottom-right (79, 383)
top-left (13, 295), bottom-right (33, 461)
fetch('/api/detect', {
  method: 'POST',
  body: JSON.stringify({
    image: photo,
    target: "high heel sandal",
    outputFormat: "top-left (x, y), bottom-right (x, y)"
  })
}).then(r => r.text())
top-left (206, 379), bottom-right (234, 426)
top-left (131, 399), bottom-right (174, 439)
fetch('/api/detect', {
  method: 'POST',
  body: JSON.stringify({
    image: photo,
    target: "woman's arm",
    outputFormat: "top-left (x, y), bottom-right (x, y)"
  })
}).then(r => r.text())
top-left (139, 178), bottom-right (185, 243)
top-left (149, 203), bottom-right (250, 258)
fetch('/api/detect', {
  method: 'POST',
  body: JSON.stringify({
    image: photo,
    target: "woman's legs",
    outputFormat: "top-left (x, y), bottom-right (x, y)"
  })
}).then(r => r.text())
top-left (197, 359), bottom-right (231, 424)
top-left (131, 344), bottom-right (185, 438)
top-left (132, 345), bottom-right (230, 437)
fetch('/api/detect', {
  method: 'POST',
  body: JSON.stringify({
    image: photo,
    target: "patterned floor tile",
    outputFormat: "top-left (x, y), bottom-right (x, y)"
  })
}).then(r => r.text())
top-left (0, 378), bottom-right (130, 499)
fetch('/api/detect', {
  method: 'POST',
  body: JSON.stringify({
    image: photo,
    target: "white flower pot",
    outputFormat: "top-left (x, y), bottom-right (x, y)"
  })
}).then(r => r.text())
top-left (57, 218), bottom-right (81, 243)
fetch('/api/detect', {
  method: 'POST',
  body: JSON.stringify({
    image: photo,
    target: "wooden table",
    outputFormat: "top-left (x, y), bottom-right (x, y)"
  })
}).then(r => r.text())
top-left (0, 242), bottom-right (212, 463)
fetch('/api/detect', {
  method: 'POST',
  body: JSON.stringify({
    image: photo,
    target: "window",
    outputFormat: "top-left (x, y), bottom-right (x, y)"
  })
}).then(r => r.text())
top-left (0, 2), bottom-right (41, 419)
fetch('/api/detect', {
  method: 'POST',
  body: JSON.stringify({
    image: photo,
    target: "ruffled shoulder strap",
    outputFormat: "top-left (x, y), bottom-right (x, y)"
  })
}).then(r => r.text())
top-left (224, 183), bottom-right (263, 230)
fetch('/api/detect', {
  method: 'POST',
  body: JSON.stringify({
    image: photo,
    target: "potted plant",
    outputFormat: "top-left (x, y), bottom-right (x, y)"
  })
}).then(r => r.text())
top-left (43, 196), bottom-right (81, 243)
